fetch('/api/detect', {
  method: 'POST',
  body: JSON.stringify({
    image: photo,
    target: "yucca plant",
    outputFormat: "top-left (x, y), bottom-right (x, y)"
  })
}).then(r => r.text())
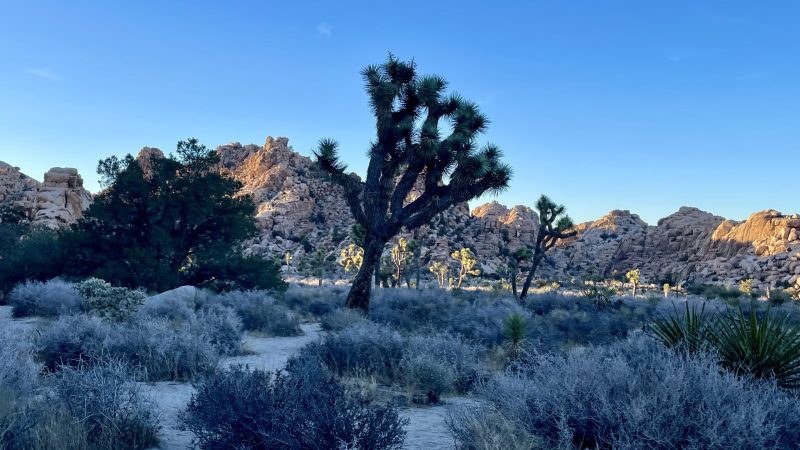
top-left (709, 306), bottom-right (800, 389)
top-left (503, 313), bottom-right (529, 360)
top-left (648, 303), bottom-right (711, 354)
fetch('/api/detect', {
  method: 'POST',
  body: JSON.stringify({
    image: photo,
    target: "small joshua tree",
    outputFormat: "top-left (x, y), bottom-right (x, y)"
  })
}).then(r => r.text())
top-left (308, 247), bottom-right (335, 287)
top-left (519, 195), bottom-right (576, 300)
top-left (338, 244), bottom-right (364, 278)
top-left (390, 237), bottom-right (411, 287)
top-left (626, 268), bottom-right (641, 297)
top-left (429, 261), bottom-right (449, 288)
top-left (451, 248), bottom-right (480, 289)
top-left (315, 55), bottom-right (511, 310)
top-left (739, 278), bottom-right (754, 297)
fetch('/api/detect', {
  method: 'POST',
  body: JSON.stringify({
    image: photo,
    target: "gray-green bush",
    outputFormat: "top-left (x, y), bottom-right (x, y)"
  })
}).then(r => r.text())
top-left (36, 314), bottom-right (219, 381)
top-left (452, 335), bottom-right (800, 449)
top-left (51, 361), bottom-right (160, 449)
top-left (180, 363), bottom-right (407, 449)
top-left (8, 279), bottom-right (83, 318)
top-left (209, 291), bottom-right (301, 336)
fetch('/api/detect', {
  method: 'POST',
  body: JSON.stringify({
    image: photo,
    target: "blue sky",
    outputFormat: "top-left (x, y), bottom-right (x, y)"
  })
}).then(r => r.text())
top-left (1, 1), bottom-right (798, 224)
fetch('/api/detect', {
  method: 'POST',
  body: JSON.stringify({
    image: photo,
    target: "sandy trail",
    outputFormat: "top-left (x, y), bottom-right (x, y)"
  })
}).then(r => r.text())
top-left (400, 397), bottom-right (481, 450)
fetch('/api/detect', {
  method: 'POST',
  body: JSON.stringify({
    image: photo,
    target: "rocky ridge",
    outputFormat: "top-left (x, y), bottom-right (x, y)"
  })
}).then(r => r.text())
top-left (3, 137), bottom-right (798, 289)
top-left (0, 163), bottom-right (92, 227)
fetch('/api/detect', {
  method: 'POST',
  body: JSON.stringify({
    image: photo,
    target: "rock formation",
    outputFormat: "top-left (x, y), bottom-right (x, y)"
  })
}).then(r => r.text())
top-left (212, 136), bottom-right (799, 289)
top-left (4, 135), bottom-right (798, 289)
top-left (0, 163), bottom-right (92, 227)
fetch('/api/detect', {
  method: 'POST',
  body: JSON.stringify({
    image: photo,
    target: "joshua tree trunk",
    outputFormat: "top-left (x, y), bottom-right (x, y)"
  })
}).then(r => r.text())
top-left (510, 262), bottom-right (518, 297)
top-left (519, 251), bottom-right (544, 300)
top-left (346, 240), bottom-right (385, 311)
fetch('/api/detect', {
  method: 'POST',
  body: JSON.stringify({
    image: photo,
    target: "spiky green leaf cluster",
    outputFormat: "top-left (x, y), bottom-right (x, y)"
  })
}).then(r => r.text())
top-left (650, 303), bottom-right (800, 389)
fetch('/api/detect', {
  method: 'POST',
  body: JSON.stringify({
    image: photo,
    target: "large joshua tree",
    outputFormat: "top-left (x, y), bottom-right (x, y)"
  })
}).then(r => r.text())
top-left (315, 55), bottom-right (511, 310)
top-left (518, 195), bottom-right (576, 300)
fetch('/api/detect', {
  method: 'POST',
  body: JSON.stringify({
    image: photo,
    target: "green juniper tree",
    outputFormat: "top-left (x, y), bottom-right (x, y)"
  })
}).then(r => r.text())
top-left (315, 55), bottom-right (511, 310)
top-left (66, 139), bottom-right (284, 292)
top-left (519, 195), bottom-right (576, 300)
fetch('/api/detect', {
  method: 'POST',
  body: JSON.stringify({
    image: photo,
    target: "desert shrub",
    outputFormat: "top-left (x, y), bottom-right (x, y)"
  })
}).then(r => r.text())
top-left (52, 361), bottom-right (160, 449)
top-left (370, 288), bottom-right (526, 346)
top-left (305, 322), bottom-right (404, 381)
top-left (467, 335), bottom-right (800, 449)
top-left (399, 352), bottom-right (455, 404)
top-left (319, 308), bottom-right (367, 331)
top-left (0, 395), bottom-right (89, 450)
top-left (137, 291), bottom-right (197, 324)
top-left (180, 363), bottom-right (407, 450)
top-left (36, 314), bottom-right (218, 381)
top-left (523, 294), bottom-right (658, 351)
top-left (768, 288), bottom-right (795, 304)
top-left (105, 318), bottom-right (218, 381)
top-left (449, 300), bottom-right (530, 346)
top-left (370, 288), bottom-right (455, 331)
top-left (75, 278), bottom-right (145, 321)
top-left (189, 304), bottom-right (244, 356)
top-left (687, 283), bottom-right (742, 301)
top-left (36, 314), bottom-right (111, 371)
top-left (8, 279), bottom-right (83, 318)
top-left (276, 284), bottom-right (347, 316)
top-left (403, 333), bottom-right (483, 394)
top-left (0, 331), bottom-right (39, 395)
top-left (210, 291), bottom-right (301, 336)
top-left (447, 407), bottom-right (544, 450)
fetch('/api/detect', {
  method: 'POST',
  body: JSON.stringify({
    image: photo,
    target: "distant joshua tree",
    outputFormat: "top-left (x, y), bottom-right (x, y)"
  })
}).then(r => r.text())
top-left (316, 55), bottom-right (511, 310)
top-left (626, 268), bottom-right (641, 297)
top-left (451, 248), bottom-right (480, 289)
top-left (338, 243), bottom-right (364, 278)
top-left (739, 278), bottom-right (754, 297)
top-left (519, 195), bottom-right (576, 300)
top-left (429, 261), bottom-right (449, 289)
top-left (390, 237), bottom-right (411, 287)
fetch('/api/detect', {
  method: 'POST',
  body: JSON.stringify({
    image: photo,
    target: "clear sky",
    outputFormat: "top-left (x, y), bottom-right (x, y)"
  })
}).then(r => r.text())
top-left (1, 1), bottom-right (798, 224)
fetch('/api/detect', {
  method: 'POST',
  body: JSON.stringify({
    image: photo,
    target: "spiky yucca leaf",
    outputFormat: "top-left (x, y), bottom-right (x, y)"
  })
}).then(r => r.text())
top-left (709, 307), bottom-right (800, 389)
top-left (648, 303), bottom-right (711, 354)
top-left (503, 313), bottom-right (529, 360)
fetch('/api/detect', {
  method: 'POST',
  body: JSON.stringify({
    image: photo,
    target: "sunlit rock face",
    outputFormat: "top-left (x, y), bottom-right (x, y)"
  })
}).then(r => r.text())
top-left (0, 163), bottom-right (92, 227)
top-left (210, 136), bottom-right (800, 288)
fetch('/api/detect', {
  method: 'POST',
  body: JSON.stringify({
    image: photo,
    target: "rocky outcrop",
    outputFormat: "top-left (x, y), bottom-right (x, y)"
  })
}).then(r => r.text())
top-left (0, 163), bottom-right (92, 227)
top-left (211, 136), bottom-right (800, 289)
top-left (0, 162), bottom-right (39, 212)
top-left (5, 135), bottom-right (798, 289)
top-left (216, 137), bottom-right (540, 279)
